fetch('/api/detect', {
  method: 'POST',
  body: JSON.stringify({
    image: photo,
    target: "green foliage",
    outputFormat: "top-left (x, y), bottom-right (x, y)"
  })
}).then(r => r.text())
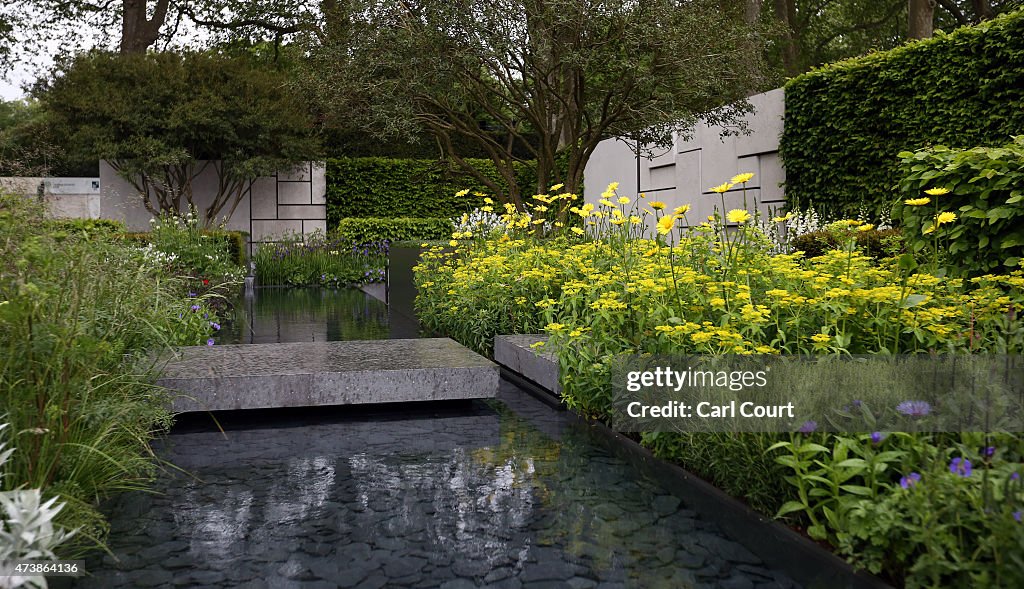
top-left (37, 50), bottom-right (321, 222)
top-left (119, 210), bottom-right (245, 283)
top-left (893, 137), bottom-right (1024, 275)
top-left (43, 218), bottom-right (125, 239)
top-left (253, 232), bottom-right (387, 287)
top-left (335, 217), bottom-right (454, 245)
top-left (307, 0), bottom-right (766, 204)
top-left (642, 431), bottom-right (790, 515)
top-left (0, 192), bottom-right (228, 556)
top-left (327, 157), bottom-right (546, 225)
top-left (790, 228), bottom-right (902, 259)
top-left (781, 10), bottom-right (1024, 220)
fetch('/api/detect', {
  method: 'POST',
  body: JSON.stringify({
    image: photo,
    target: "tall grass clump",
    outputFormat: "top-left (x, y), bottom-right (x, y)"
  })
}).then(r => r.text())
top-left (254, 230), bottom-right (387, 287)
top-left (0, 193), bottom-right (225, 556)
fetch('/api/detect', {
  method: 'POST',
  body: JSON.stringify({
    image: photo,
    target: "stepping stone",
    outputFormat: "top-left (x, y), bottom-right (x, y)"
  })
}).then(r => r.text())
top-left (157, 338), bottom-right (498, 413)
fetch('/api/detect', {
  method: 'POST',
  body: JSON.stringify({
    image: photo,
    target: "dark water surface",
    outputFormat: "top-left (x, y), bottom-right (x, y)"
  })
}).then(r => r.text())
top-left (74, 382), bottom-right (798, 589)
top-left (215, 287), bottom-right (391, 344)
top-left (73, 285), bottom-right (800, 588)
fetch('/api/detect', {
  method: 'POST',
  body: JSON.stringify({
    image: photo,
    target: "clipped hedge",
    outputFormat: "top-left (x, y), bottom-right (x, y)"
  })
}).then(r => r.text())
top-left (790, 228), bottom-right (902, 259)
top-left (781, 11), bottom-right (1024, 220)
top-left (336, 217), bottom-right (454, 244)
top-left (892, 137), bottom-right (1024, 274)
top-left (326, 157), bottom-right (550, 226)
top-left (44, 218), bottom-right (126, 237)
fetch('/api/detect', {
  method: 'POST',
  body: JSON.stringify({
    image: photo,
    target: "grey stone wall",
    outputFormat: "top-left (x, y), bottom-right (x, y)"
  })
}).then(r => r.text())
top-left (99, 161), bottom-right (327, 242)
top-left (583, 88), bottom-right (785, 228)
top-left (1, 176), bottom-right (101, 219)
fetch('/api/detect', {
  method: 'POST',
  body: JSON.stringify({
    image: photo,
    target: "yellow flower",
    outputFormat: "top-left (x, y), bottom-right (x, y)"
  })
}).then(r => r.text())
top-left (606, 182), bottom-right (620, 192)
top-left (924, 187), bottom-right (951, 196)
top-left (549, 183), bottom-right (564, 191)
top-left (570, 227), bottom-right (585, 235)
top-left (923, 224), bottom-right (935, 235)
top-left (726, 209), bottom-right (751, 224)
top-left (483, 197), bottom-right (494, 205)
top-left (610, 218), bottom-right (627, 226)
top-left (599, 199), bottom-right (614, 207)
top-left (674, 204), bottom-right (691, 215)
top-left (618, 196), bottom-right (631, 204)
top-left (449, 240), bottom-right (459, 247)
top-left (710, 182), bottom-right (734, 194)
top-left (545, 322), bottom-right (566, 332)
top-left (905, 197), bottom-right (931, 206)
top-left (730, 172), bottom-right (754, 184)
top-left (455, 189), bottom-right (470, 197)
top-left (649, 201), bottom-right (667, 210)
top-left (936, 211), bottom-right (957, 225)
top-left (858, 224), bottom-right (874, 232)
top-left (811, 333), bottom-right (831, 344)
top-left (772, 212), bottom-right (794, 223)
top-left (657, 215), bottom-right (675, 235)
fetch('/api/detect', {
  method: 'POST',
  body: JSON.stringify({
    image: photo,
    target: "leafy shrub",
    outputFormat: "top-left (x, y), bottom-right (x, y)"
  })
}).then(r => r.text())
top-left (892, 137), bottom-right (1024, 275)
top-left (326, 157), bottom-right (550, 226)
top-left (781, 11), bottom-right (1024, 220)
top-left (790, 227), bottom-right (902, 259)
top-left (44, 218), bottom-right (125, 239)
top-left (0, 193), bottom-right (227, 556)
top-left (253, 231), bottom-right (387, 287)
top-left (336, 217), bottom-right (454, 244)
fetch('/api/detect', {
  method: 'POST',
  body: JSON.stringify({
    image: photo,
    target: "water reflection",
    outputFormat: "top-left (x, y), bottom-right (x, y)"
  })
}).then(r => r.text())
top-left (75, 387), bottom-right (799, 588)
top-left (216, 287), bottom-right (390, 344)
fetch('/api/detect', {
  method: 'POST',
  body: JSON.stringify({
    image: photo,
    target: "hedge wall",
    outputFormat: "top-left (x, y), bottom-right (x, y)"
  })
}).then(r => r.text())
top-left (780, 10), bottom-right (1024, 220)
top-left (326, 157), bottom-right (548, 227)
top-left (335, 217), bottom-right (454, 244)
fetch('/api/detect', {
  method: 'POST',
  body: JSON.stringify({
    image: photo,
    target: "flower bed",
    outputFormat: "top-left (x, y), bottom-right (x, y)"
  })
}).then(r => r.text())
top-left (414, 179), bottom-right (1024, 587)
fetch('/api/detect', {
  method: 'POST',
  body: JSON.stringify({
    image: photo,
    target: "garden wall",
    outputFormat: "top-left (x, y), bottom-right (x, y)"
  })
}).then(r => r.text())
top-left (583, 88), bottom-right (785, 226)
top-left (0, 176), bottom-right (101, 218)
top-left (99, 161), bottom-right (327, 242)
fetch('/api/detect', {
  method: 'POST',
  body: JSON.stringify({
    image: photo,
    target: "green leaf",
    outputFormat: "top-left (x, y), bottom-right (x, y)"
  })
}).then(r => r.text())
top-left (775, 501), bottom-right (808, 518)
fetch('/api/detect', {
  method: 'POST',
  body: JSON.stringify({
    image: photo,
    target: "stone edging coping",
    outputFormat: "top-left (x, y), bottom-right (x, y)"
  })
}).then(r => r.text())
top-left (494, 335), bottom-right (894, 589)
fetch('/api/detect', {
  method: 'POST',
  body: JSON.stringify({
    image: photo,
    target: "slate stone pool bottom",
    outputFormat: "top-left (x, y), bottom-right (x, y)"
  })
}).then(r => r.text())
top-left (73, 381), bottom-right (799, 589)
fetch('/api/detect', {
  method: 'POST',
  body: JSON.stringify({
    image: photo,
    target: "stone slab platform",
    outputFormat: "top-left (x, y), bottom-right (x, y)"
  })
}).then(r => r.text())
top-left (494, 335), bottom-right (561, 394)
top-left (158, 338), bottom-right (498, 413)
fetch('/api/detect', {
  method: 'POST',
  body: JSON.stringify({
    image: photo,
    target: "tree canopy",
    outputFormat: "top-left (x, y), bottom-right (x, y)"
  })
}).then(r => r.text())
top-left (303, 0), bottom-right (769, 207)
top-left (38, 51), bottom-right (321, 223)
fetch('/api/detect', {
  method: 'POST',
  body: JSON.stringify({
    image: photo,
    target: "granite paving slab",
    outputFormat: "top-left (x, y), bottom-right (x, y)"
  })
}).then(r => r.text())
top-left (158, 338), bottom-right (498, 413)
top-left (494, 334), bottom-right (561, 394)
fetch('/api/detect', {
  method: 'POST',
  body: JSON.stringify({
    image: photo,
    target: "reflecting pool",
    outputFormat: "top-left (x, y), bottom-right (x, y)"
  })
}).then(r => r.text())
top-left (216, 287), bottom-right (390, 344)
top-left (74, 382), bottom-right (799, 589)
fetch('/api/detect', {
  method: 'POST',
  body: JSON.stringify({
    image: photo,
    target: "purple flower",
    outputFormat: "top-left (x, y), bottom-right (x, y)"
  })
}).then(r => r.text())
top-left (206, 338), bottom-right (215, 346)
top-left (896, 400), bottom-right (931, 417)
top-left (188, 292), bottom-right (196, 298)
top-left (900, 472), bottom-right (921, 489)
top-left (190, 305), bottom-right (200, 312)
top-left (1011, 472), bottom-right (1020, 482)
top-left (949, 457), bottom-right (972, 478)
top-left (210, 322), bottom-right (221, 331)
top-left (984, 446), bottom-right (996, 458)
top-left (870, 431), bottom-right (884, 445)
top-left (797, 420), bottom-right (818, 434)
top-left (852, 399), bottom-right (862, 408)
top-left (1015, 511), bottom-right (1022, 523)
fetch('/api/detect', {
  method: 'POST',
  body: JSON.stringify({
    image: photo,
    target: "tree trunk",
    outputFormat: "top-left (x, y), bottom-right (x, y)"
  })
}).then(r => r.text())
top-left (772, 0), bottom-right (801, 76)
top-left (908, 0), bottom-right (935, 40)
top-left (971, 0), bottom-right (995, 21)
top-left (120, 0), bottom-right (170, 54)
